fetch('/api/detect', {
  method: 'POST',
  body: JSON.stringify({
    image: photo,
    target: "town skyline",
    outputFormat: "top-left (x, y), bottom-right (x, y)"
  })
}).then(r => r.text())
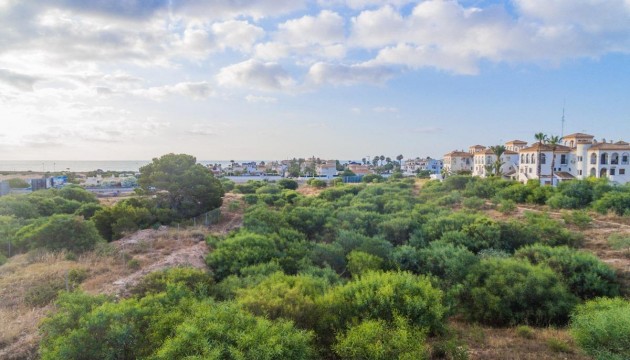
top-left (1, 1), bottom-right (629, 161)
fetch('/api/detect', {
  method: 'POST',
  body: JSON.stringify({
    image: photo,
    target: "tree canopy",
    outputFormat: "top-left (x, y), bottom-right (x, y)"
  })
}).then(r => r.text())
top-left (138, 153), bottom-right (224, 219)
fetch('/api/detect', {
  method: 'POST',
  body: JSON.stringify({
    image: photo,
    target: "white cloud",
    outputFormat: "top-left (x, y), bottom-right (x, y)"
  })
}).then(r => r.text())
top-left (0, 68), bottom-right (42, 91)
top-left (245, 94), bottom-right (277, 103)
top-left (277, 10), bottom-right (345, 45)
top-left (216, 59), bottom-right (295, 91)
top-left (307, 62), bottom-right (395, 85)
top-left (135, 81), bottom-right (214, 100)
top-left (255, 10), bottom-right (346, 62)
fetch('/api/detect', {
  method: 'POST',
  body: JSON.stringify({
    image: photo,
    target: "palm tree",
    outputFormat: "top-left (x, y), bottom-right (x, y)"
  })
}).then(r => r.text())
top-left (362, 158), bottom-right (366, 165)
top-left (547, 135), bottom-right (561, 186)
top-left (396, 154), bottom-right (404, 169)
top-left (380, 155), bottom-right (385, 166)
top-left (490, 145), bottom-right (506, 177)
top-left (534, 133), bottom-right (547, 178)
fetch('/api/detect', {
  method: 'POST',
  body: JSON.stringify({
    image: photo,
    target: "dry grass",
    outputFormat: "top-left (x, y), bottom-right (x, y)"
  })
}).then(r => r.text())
top-left (296, 185), bottom-right (324, 197)
top-left (449, 320), bottom-right (590, 360)
top-left (0, 223), bottom-right (226, 358)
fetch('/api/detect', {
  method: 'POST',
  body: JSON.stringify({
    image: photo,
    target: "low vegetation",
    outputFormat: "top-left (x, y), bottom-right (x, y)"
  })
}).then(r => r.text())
top-left (1, 161), bottom-right (629, 358)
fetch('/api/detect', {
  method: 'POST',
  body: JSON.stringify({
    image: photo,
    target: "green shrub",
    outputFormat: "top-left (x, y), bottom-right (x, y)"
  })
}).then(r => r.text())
top-left (562, 210), bottom-right (592, 229)
top-left (346, 251), bottom-right (383, 276)
top-left (515, 325), bottom-right (535, 339)
top-left (462, 196), bottom-right (485, 210)
top-left (333, 317), bottom-right (428, 360)
top-left (310, 178), bottom-right (327, 188)
top-left (16, 214), bottom-right (104, 253)
top-left (515, 244), bottom-right (619, 299)
top-left (154, 301), bottom-right (317, 360)
top-left (460, 258), bottom-right (577, 326)
top-left (236, 272), bottom-right (330, 329)
top-left (127, 258), bottom-right (141, 270)
top-left (497, 200), bottom-right (516, 214)
top-left (7, 178), bottom-right (30, 188)
top-left (278, 178), bottom-right (299, 190)
top-left (546, 338), bottom-right (572, 353)
top-left (206, 232), bottom-right (279, 281)
top-left (593, 191), bottom-right (630, 216)
top-left (570, 297), bottom-right (630, 360)
top-left (319, 271), bottom-right (445, 336)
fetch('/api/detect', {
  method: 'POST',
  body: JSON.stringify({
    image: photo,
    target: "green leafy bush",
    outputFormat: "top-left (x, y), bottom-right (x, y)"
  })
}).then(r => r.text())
top-left (206, 232), bottom-right (279, 281)
top-left (320, 271), bottom-right (445, 336)
top-left (460, 258), bottom-right (577, 326)
top-left (333, 317), bottom-right (428, 360)
top-left (346, 250), bottom-right (383, 276)
top-left (570, 297), bottom-right (630, 360)
top-left (236, 272), bottom-right (330, 329)
top-left (515, 244), bottom-right (619, 299)
top-left (16, 214), bottom-right (104, 253)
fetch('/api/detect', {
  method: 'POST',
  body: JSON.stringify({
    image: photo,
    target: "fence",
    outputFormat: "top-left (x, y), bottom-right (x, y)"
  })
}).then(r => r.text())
top-left (190, 207), bottom-right (222, 227)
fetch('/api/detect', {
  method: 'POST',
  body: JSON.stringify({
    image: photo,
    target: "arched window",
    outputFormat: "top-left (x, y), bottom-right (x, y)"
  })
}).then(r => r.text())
top-left (590, 168), bottom-right (596, 177)
top-left (590, 153), bottom-right (597, 164)
top-left (600, 168), bottom-right (608, 178)
top-left (540, 153), bottom-right (546, 164)
top-left (520, 154), bottom-right (524, 163)
top-left (601, 153), bottom-right (608, 165)
top-left (526, 154), bottom-right (530, 164)
top-left (622, 153), bottom-right (629, 165)
top-left (611, 153), bottom-right (619, 165)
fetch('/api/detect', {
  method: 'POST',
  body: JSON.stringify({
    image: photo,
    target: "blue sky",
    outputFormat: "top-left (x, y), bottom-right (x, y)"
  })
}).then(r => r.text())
top-left (0, 0), bottom-right (629, 161)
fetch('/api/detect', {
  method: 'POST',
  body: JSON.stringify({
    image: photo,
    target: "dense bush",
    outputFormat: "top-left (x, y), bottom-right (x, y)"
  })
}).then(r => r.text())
top-left (333, 317), bottom-right (428, 360)
top-left (593, 191), bottom-right (630, 216)
top-left (206, 232), bottom-right (279, 281)
top-left (515, 244), bottom-right (619, 299)
top-left (319, 271), bottom-right (445, 336)
top-left (131, 267), bottom-right (215, 298)
top-left (155, 301), bottom-right (316, 360)
top-left (460, 258), bottom-right (577, 326)
top-left (570, 297), bottom-right (630, 360)
top-left (236, 272), bottom-right (330, 329)
top-left (15, 214), bottom-right (104, 253)
top-left (278, 178), bottom-right (299, 190)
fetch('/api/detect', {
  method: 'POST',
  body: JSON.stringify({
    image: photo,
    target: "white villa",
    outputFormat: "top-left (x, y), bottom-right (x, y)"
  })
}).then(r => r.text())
top-left (445, 132), bottom-right (630, 186)
top-left (403, 157), bottom-right (443, 175)
top-left (443, 150), bottom-right (473, 174)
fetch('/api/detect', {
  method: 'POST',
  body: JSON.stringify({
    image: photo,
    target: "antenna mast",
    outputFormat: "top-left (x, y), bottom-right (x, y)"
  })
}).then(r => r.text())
top-left (561, 100), bottom-right (566, 138)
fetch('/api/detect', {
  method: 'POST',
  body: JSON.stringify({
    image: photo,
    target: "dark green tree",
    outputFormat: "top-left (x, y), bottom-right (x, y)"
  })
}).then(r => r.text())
top-left (138, 153), bottom-right (224, 219)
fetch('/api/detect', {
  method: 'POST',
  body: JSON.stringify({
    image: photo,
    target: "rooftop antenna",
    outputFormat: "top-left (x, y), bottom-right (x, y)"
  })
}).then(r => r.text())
top-left (561, 99), bottom-right (566, 138)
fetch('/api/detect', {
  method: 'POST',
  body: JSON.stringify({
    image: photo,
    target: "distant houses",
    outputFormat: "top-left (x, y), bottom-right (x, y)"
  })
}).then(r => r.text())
top-left (443, 132), bottom-right (630, 185)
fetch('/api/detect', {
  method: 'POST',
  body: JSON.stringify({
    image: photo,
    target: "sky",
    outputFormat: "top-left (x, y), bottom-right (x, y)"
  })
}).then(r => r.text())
top-left (1, 0), bottom-right (629, 161)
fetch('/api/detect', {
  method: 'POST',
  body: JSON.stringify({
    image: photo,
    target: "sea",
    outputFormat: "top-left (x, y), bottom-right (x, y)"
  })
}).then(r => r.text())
top-left (0, 159), bottom-right (362, 173)
top-left (0, 160), bottom-right (253, 173)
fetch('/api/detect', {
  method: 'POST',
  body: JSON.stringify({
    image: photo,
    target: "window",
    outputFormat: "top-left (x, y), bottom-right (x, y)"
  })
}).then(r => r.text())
top-left (622, 153), bottom-right (629, 165)
top-left (611, 153), bottom-right (619, 165)
top-left (578, 170), bottom-right (582, 176)
top-left (529, 168), bottom-right (532, 173)
top-left (601, 153), bottom-right (608, 165)
top-left (590, 168), bottom-right (596, 177)
top-left (520, 154), bottom-right (524, 163)
top-left (621, 169), bottom-right (626, 175)
top-left (590, 153), bottom-right (597, 164)
top-left (540, 153), bottom-right (546, 164)
top-left (611, 168), bottom-right (616, 175)
top-left (560, 154), bottom-right (567, 165)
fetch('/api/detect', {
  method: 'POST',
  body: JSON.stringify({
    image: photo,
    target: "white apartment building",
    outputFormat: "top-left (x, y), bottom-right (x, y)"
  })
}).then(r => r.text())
top-left (473, 149), bottom-right (519, 178)
top-left (517, 133), bottom-right (630, 185)
top-left (403, 158), bottom-right (443, 175)
top-left (443, 151), bottom-right (473, 174)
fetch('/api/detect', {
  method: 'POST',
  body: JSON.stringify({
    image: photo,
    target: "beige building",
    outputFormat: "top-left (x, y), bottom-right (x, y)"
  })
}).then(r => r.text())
top-left (443, 151), bottom-right (473, 174)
